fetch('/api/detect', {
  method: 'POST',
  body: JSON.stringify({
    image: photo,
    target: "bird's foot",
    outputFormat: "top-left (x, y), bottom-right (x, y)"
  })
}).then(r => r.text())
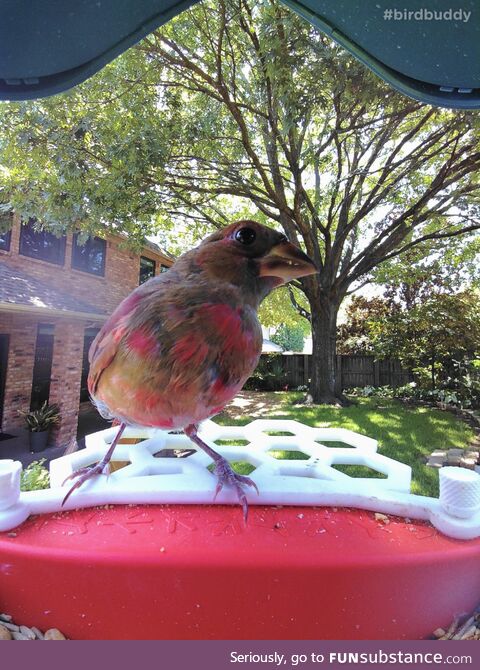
top-left (61, 462), bottom-right (109, 507)
top-left (184, 424), bottom-right (259, 522)
top-left (61, 422), bottom-right (126, 507)
top-left (212, 457), bottom-right (259, 522)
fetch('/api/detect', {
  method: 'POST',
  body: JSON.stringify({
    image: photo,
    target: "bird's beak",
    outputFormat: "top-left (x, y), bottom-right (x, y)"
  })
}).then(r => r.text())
top-left (258, 241), bottom-right (318, 283)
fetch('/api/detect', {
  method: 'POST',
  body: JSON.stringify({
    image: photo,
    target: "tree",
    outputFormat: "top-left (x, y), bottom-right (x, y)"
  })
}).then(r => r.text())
top-left (373, 242), bottom-right (480, 306)
top-left (258, 285), bottom-right (311, 332)
top-left (271, 324), bottom-right (305, 352)
top-left (336, 296), bottom-right (389, 355)
top-left (370, 290), bottom-right (480, 389)
top-left (1, 0), bottom-right (480, 403)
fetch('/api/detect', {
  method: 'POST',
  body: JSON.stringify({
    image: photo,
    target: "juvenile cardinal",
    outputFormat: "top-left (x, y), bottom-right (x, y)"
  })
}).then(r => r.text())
top-left (63, 221), bottom-right (317, 518)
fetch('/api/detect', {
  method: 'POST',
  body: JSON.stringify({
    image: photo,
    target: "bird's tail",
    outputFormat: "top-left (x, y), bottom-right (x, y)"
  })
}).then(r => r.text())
top-left (89, 394), bottom-right (115, 421)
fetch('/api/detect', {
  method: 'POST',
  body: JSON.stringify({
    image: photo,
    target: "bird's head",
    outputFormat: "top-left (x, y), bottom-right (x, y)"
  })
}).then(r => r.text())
top-left (187, 220), bottom-right (318, 305)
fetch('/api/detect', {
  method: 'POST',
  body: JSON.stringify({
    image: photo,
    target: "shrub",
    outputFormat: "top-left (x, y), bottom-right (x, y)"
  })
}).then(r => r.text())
top-left (271, 324), bottom-right (305, 352)
top-left (346, 385), bottom-right (396, 398)
top-left (446, 358), bottom-right (480, 409)
top-left (412, 363), bottom-right (443, 390)
top-left (245, 353), bottom-right (288, 391)
top-left (346, 371), bottom-right (479, 409)
top-left (20, 459), bottom-right (50, 491)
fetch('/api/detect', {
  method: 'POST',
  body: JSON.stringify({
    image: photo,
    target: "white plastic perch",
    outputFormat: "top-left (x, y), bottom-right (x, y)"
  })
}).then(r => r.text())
top-left (1, 419), bottom-right (480, 539)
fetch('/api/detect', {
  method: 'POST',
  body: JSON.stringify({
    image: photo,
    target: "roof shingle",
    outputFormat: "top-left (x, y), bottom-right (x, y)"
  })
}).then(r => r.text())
top-left (0, 261), bottom-right (106, 318)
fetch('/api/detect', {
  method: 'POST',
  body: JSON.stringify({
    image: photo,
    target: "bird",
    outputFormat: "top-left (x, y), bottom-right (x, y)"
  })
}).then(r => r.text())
top-left (62, 220), bottom-right (317, 519)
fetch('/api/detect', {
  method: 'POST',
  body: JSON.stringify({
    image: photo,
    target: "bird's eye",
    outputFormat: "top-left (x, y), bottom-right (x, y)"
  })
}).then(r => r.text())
top-left (235, 227), bottom-right (256, 245)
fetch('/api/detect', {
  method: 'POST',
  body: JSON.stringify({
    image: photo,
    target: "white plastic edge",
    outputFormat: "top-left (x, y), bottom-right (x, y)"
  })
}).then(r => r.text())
top-left (0, 419), bottom-right (479, 540)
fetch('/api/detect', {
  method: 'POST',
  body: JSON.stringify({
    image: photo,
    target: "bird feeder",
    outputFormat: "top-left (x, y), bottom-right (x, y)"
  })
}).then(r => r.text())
top-left (1, 419), bottom-right (480, 639)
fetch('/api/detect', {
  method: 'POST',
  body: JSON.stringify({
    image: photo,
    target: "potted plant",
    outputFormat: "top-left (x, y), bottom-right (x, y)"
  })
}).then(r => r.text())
top-left (18, 402), bottom-right (60, 453)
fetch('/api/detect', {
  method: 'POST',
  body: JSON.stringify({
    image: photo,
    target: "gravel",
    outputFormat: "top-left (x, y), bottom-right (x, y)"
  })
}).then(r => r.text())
top-left (0, 613), bottom-right (67, 641)
top-left (1, 608), bottom-right (479, 640)
top-left (432, 607), bottom-right (480, 640)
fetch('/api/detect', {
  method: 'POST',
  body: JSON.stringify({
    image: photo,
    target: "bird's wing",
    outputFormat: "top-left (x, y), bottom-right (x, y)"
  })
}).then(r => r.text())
top-left (88, 277), bottom-right (167, 395)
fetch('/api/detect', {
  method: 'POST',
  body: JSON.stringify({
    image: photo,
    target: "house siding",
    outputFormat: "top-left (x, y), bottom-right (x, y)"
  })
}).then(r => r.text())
top-left (49, 321), bottom-right (86, 448)
top-left (0, 216), bottom-right (174, 447)
top-left (0, 312), bottom-right (37, 431)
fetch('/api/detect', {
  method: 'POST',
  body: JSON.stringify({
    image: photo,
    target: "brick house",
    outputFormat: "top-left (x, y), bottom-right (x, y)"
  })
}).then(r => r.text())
top-left (0, 214), bottom-right (174, 449)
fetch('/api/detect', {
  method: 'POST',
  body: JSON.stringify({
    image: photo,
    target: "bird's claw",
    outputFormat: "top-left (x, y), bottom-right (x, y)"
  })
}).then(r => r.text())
top-left (61, 463), bottom-right (108, 507)
top-left (212, 458), bottom-right (259, 522)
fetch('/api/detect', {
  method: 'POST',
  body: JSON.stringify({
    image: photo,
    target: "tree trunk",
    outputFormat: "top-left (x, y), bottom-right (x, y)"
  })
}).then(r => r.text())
top-left (307, 295), bottom-right (344, 405)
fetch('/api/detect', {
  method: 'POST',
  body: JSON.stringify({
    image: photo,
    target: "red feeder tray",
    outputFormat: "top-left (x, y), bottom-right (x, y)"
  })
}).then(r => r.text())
top-left (1, 504), bottom-right (479, 640)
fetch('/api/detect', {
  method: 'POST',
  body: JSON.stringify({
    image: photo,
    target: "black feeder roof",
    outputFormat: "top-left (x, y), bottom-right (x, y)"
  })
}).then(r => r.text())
top-left (0, 0), bottom-right (479, 108)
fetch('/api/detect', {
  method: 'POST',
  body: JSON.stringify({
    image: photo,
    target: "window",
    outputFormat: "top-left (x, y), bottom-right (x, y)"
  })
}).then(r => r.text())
top-left (160, 264), bottom-right (170, 273)
top-left (139, 256), bottom-right (156, 284)
top-left (0, 229), bottom-right (11, 252)
top-left (30, 324), bottom-right (54, 411)
top-left (19, 219), bottom-right (66, 265)
top-left (72, 233), bottom-right (106, 276)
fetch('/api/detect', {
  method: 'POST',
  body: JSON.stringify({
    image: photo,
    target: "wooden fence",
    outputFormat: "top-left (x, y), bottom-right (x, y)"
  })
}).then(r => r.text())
top-left (278, 354), bottom-right (412, 390)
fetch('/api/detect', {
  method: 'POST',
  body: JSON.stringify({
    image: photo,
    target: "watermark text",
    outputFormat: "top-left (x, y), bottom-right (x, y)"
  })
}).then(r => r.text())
top-left (383, 7), bottom-right (471, 22)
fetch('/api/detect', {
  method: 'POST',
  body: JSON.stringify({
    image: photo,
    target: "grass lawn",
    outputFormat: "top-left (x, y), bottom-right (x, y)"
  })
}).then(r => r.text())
top-left (214, 392), bottom-right (476, 498)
